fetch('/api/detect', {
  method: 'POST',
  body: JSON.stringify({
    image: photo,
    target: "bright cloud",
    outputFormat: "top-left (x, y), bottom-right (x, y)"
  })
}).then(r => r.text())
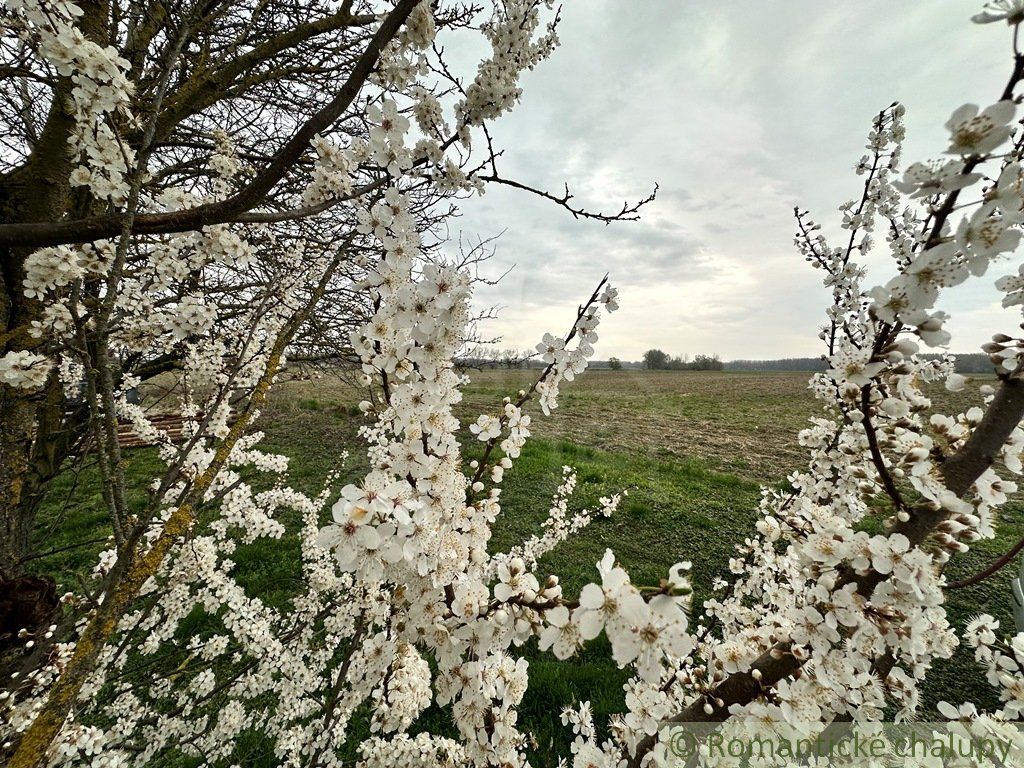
top-left (457, 0), bottom-right (1011, 360)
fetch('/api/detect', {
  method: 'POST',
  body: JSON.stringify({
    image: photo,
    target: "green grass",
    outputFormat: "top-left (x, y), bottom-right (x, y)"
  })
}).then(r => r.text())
top-left (484, 439), bottom-right (762, 759)
top-left (23, 370), bottom-right (1024, 765)
top-left (29, 448), bottom-right (165, 586)
top-left (488, 438), bottom-right (759, 595)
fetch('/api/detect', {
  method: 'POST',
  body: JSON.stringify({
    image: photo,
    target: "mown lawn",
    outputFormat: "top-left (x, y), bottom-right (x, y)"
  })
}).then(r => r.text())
top-left (28, 370), bottom-right (1024, 765)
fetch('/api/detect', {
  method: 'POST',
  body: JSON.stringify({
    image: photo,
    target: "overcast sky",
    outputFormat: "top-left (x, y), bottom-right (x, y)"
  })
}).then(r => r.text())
top-left (450, 0), bottom-right (1018, 361)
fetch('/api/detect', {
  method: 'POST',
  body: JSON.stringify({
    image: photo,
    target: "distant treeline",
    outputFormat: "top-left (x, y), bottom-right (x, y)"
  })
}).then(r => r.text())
top-left (725, 357), bottom-right (827, 372)
top-left (641, 349), bottom-right (724, 370)
top-left (925, 353), bottom-right (998, 373)
top-left (459, 350), bottom-right (1000, 374)
top-left (725, 353), bottom-right (997, 373)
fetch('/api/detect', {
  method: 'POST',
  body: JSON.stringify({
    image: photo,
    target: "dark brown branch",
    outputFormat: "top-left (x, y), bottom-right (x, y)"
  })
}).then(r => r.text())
top-left (476, 174), bottom-right (658, 224)
top-left (861, 383), bottom-right (907, 512)
top-left (626, 374), bottom-right (1024, 766)
top-left (233, 177), bottom-right (389, 223)
top-left (0, 0), bottom-right (419, 249)
top-left (465, 275), bottom-right (609, 497)
top-left (948, 532), bottom-right (1024, 589)
top-left (920, 52), bottom-right (1024, 253)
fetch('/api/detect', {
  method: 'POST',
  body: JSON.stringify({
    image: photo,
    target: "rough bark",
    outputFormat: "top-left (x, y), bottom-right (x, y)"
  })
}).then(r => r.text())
top-left (0, 14), bottom-right (80, 575)
top-left (0, 0), bottom-right (117, 575)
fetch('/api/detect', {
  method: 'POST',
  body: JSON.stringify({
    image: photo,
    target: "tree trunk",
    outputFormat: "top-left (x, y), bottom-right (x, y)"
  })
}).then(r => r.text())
top-left (0, 32), bottom-right (78, 574)
top-left (0, 397), bottom-right (38, 576)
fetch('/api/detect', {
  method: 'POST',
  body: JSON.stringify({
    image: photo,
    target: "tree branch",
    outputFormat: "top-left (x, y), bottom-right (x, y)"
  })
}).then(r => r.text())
top-left (948, 532), bottom-right (1024, 589)
top-left (0, 0), bottom-right (419, 249)
top-left (476, 175), bottom-right (658, 224)
top-left (626, 374), bottom-right (1024, 766)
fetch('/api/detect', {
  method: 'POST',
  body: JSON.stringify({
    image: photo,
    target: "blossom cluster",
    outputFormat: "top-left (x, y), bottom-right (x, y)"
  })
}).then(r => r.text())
top-left (6, 0), bottom-right (136, 203)
top-left (679, 93), bottom-right (1024, 736)
top-left (0, 349), bottom-right (53, 390)
top-left (457, 0), bottom-right (559, 132)
top-left (966, 615), bottom-right (1024, 718)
